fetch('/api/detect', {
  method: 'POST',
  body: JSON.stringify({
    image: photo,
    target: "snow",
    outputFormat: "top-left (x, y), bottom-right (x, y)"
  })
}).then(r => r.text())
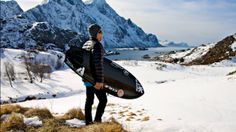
top-left (231, 41), bottom-right (236, 51)
top-left (65, 118), bottom-right (85, 128)
top-left (1, 48), bottom-right (82, 103)
top-left (0, 114), bottom-right (11, 120)
top-left (24, 116), bottom-right (42, 127)
top-left (82, 0), bottom-right (94, 5)
top-left (1, 48), bottom-right (236, 131)
top-left (231, 33), bottom-right (236, 51)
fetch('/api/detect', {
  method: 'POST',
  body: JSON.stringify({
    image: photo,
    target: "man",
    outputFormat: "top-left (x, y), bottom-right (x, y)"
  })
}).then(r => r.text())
top-left (82, 24), bottom-right (107, 125)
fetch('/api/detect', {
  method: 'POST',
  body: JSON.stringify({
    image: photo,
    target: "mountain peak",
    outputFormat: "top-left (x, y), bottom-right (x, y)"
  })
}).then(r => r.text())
top-left (0, 0), bottom-right (23, 19)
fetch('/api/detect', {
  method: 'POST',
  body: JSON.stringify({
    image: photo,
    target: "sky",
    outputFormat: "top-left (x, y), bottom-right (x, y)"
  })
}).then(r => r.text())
top-left (12, 0), bottom-right (236, 46)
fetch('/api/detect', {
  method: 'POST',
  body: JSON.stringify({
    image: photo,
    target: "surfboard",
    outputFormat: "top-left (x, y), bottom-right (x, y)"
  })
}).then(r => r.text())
top-left (65, 46), bottom-right (144, 99)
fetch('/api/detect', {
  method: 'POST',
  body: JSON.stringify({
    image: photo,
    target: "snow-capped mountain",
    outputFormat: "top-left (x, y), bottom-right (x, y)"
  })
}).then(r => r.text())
top-left (0, 15), bottom-right (86, 49)
top-left (159, 40), bottom-right (189, 47)
top-left (0, 1), bottom-right (87, 49)
top-left (22, 0), bottom-right (160, 48)
top-left (0, 0), bottom-right (23, 19)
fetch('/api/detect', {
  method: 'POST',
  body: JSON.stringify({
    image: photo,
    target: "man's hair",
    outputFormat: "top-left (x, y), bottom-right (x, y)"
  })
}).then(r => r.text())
top-left (88, 24), bottom-right (101, 38)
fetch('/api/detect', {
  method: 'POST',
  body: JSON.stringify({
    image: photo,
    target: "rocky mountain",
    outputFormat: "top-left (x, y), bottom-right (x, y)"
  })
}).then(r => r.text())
top-left (22, 0), bottom-right (160, 48)
top-left (188, 34), bottom-right (236, 65)
top-left (156, 33), bottom-right (236, 65)
top-left (159, 40), bottom-right (189, 47)
top-left (0, 0), bottom-right (23, 19)
top-left (0, 16), bottom-right (86, 49)
top-left (0, 0), bottom-right (86, 50)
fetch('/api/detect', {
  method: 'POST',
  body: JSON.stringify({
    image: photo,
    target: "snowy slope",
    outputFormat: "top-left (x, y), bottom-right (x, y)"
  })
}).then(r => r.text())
top-left (0, 0), bottom-right (23, 19)
top-left (158, 33), bottom-right (236, 64)
top-left (171, 43), bottom-right (216, 63)
top-left (13, 59), bottom-right (236, 132)
top-left (23, 0), bottom-right (160, 48)
top-left (158, 43), bottom-right (216, 64)
top-left (0, 48), bottom-right (83, 103)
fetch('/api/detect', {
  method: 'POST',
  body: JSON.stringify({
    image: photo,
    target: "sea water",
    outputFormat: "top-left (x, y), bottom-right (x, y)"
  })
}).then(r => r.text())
top-left (106, 47), bottom-right (189, 60)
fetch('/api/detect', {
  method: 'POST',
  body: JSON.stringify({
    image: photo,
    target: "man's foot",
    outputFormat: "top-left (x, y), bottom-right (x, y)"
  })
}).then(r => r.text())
top-left (94, 119), bottom-right (102, 124)
top-left (86, 121), bottom-right (93, 125)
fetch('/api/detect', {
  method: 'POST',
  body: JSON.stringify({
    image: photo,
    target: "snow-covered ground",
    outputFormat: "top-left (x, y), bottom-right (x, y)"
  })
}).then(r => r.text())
top-left (1, 48), bottom-right (236, 131)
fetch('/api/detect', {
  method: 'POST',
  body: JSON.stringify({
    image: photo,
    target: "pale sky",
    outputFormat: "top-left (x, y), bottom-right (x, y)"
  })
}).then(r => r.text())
top-left (13, 0), bottom-right (236, 46)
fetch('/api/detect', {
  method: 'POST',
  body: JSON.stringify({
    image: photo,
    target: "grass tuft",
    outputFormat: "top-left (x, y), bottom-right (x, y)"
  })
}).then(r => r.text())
top-left (58, 108), bottom-right (85, 121)
top-left (24, 108), bottom-right (53, 120)
top-left (1, 113), bottom-right (26, 131)
top-left (0, 104), bottom-right (29, 116)
top-left (79, 117), bottom-right (127, 132)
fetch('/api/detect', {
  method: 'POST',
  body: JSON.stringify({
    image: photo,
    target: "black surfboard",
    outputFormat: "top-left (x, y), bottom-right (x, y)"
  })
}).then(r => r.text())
top-left (65, 46), bottom-right (144, 99)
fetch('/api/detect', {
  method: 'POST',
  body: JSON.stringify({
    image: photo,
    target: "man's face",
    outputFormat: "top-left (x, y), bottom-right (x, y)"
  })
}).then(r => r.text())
top-left (97, 30), bottom-right (102, 42)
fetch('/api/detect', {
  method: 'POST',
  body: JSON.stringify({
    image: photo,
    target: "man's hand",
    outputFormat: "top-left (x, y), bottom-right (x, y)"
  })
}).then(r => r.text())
top-left (94, 82), bottom-right (104, 90)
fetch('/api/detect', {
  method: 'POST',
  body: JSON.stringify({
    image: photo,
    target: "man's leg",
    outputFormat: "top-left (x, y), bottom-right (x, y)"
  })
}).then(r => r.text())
top-left (94, 89), bottom-right (107, 122)
top-left (85, 87), bottom-right (94, 125)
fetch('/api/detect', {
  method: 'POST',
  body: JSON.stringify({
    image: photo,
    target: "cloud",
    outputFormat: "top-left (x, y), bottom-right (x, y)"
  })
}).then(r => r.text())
top-left (106, 0), bottom-right (236, 45)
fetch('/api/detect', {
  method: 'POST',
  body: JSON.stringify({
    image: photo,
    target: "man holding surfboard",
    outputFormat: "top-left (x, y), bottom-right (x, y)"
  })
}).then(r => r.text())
top-left (82, 24), bottom-right (107, 125)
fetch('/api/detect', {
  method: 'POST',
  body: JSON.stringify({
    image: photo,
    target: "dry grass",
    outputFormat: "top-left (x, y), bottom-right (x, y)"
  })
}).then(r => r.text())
top-left (26, 118), bottom-right (79, 132)
top-left (79, 117), bottom-right (127, 132)
top-left (57, 108), bottom-right (85, 121)
top-left (227, 70), bottom-right (236, 76)
top-left (0, 105), bottom-right (128, 132)
top-left (1, 113), bottom-right (26, 131)
top-left (127, 112), bottom-right (136, 116)
top-left (0, 104), bottom-right (29, 116)
top-left (24, 108), bottom-right (53, 120)
top-left (142, 116), bottom-right (150, 121)
top-left (26, 118), bottom-right (128, 132)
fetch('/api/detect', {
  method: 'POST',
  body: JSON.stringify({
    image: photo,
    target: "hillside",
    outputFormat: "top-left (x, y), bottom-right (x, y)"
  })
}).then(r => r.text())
top-left (156, 33), bottom-right (236, 65)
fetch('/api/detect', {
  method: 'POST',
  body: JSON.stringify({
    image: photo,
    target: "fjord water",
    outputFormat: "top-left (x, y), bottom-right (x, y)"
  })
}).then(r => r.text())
top-left (106, 47), bottom-right (189, 60)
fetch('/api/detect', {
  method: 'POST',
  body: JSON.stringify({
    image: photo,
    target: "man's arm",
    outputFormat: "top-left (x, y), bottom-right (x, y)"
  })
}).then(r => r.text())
top-left (92, 43), bottom-right (104, 89)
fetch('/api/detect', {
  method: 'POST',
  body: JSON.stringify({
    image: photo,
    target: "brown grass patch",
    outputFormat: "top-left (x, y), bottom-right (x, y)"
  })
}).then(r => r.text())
top-left (142, 116), bottom-right (150, 121)
top-left (1, 113), bottom-right (26, 131)
top-left (27, 118), bottom-right (128, 132)
top-left (57, 108), bottom-right (85, 121)
top-left (109, 111), bottom-right (117, 115)
top-left (0, 105), bottom-right (128, 132)
top-left (125, 118), bottom-right (131, 121)
top-left (26, 118), bottom-right (79, 132)
top-left (0, 104), bottom-right (29, 116)
top-left (127, 112), bottom-right (136, 116)
top-left (107, 103), bottom-right (116, 107)
top-left (79, 117), bottom-right (127, 132)
top-left (24, 108), bottom-right (53, 120)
